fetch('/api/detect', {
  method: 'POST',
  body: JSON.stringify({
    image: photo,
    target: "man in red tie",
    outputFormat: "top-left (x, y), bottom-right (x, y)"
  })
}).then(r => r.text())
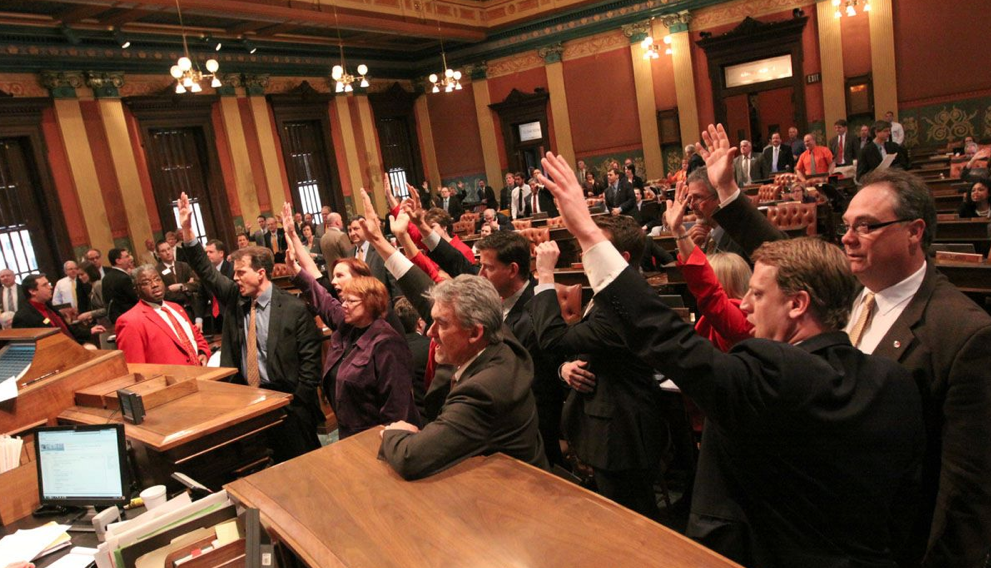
top-left (115, 265), bottom-right (210, 365)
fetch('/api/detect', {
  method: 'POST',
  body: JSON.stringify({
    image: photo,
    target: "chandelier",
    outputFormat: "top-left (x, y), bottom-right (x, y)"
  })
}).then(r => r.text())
top-left (640, 35), bottom-right (672, 59)
top-left (833, 0), bottom-right (870, 18)
top-left (168, 0), bottom-right (220, 93)
top-left (427, 0), bottom-right (461, 93)
top-left (326, 0), bottom-right (369, 93)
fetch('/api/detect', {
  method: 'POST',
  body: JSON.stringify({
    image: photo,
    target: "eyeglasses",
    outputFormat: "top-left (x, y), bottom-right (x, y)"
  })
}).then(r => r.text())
top-left (342, 298), bottom-right (363, 307)
top-left (836, 218), bottom-right (913, 236)
top-left (686, 193), bottom-right (716, 207)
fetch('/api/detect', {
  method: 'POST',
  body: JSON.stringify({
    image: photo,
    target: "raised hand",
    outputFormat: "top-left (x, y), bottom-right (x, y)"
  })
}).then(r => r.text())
top-left (537, 152), bottom-right (605, 251)
top-left (389, 209), bottom-right (410, 236)
top-left (534, 241), bottom-right (560, 285)
top-left (178, 192), bottom-right (192, 231)
top-left (407, 184), bottom-right (423, 215)
top-left (284, 238), bottom-right (299, 276)
top-left (664, 181), bottom-right (689, 235)
top-left (697, 124), bottom-right (740, 201)
top-left (383, 174), bottom-right (399, 210)
top-left (357, 188), bottom-right (385, 244)
top-left (280, 201), bottom-right (296, 239)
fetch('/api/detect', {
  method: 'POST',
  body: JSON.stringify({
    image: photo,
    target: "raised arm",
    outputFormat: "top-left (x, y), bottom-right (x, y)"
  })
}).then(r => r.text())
top-left (281, 202), bottom-right (321, 280)
top-left (177, 192), bottom-right (239, 304)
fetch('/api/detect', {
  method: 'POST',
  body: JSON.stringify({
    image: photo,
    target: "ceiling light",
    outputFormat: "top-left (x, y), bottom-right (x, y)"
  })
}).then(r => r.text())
top-left (169, 0), bottom-right (221, 94)
top-left (113, 28), bottom-right (130, 49)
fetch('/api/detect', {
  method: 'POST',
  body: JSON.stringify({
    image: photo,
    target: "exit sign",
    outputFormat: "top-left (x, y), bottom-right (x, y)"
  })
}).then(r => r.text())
top-left (806, 73), bottom-right (821, 84)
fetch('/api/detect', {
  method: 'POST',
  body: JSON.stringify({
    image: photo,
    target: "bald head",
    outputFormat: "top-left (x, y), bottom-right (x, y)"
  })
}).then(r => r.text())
top-left (63, 261), bottom-right (79, 279)
top-left (0, 269), bottom-right (14, 288)
top-left (327, 212), bottom-right (343, 228)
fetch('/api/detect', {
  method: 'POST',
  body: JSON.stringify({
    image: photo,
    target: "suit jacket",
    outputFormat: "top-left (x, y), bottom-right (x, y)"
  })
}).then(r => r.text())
top-left (261, 229), bottom-right (288, 254)
top-left (597, 266), bottom-right (924, 568)
top-left (406, 331), bottom-right (430, 416)
top-left (103, 267), bottom-right (138, 324)
top-left (533, 187), bottom-right (559, 217)
top-left (379, 333), bottom-right (549, 480)
top-left (13, 301), bottom-right (92, 343)
top-left (732, 153), bottom-right (767, 186)
top-left (857, 141), bottom-right (911, 179)
top-left (439, 195), bottom-right (464, 221)
top-left (604, 179), bottom-right (635, 215)
top-left (183, 240), bottom-right (322, 415)
top-left (687, 153), bottom-right (705, 175)
top-left (712, 193), bottom-right (991, 568)
top-left (828, 132), bottom-right (857, 166)
top-left (115, 300), bottom-right (210, 365)
top-left (252, 229), bottom-right (266, 247)
top-left (529, 289), bottom-right (667, 472)
top-left (216, 259), bottom-right (234, 280)
top-left (480, 185), bottom-right (498, 210)
top-left (320, 228), bottom-right (352, 268)
top-left (630, 201), bottom-right (660, 227)
top-left (361, 244), bottom-right (400, 299)
top-left (1, 284), bottom-right (26, 314)
top-left (499, 186), bottom-right (513, 211)
top-left (761, 144), bottom-right (795, 174)
top-left (156, 261), bottom-right (200, 309)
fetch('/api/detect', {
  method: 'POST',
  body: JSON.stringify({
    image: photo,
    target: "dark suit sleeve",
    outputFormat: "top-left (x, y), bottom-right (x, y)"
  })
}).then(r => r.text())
top-left (182, 241), bottom-right (240, 306)
top-left (292, 269), bottom-right (345, 330)
top-left (379, 377), bottom-right (497, 480)
top-left (374, 336), bottom-right (418, 426)
top-left (396, 265), bottom-right (436, 328)
top-left (427, 238), bottom-right (479, 278)
top-left (290, 300), bottom-right (322, 406)
top-left (617, 185), bottom-right (636, 215)
top-left (712, 194), bottom-right (788, 258)
top-left (924, 324), bottom-right (991, 567)
top-left (529, 289), bottom-right (622, 355)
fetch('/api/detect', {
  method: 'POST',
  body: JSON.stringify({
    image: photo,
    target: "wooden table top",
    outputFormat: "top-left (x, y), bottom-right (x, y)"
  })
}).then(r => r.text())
top-left (127, 363), bottom-right (238, 382)
top-left (226, 430), bottom-right (740, 568)
top-left (59, 380), bottom-right (291, 451)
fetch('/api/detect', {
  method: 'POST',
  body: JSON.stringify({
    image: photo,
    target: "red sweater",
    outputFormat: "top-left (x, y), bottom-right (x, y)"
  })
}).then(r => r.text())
top-left (677, 247), bottom-right (753, 352)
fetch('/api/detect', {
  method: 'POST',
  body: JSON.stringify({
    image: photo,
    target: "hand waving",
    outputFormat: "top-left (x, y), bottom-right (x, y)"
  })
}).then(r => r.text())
top-left (537, 152), bottom-right (605, 250)
top-left (280, 201), bottom-right (296, 239)
top-left (697, 124), bottom-right (740, 201)
top-left (664, 181), bottom-right (689, 234)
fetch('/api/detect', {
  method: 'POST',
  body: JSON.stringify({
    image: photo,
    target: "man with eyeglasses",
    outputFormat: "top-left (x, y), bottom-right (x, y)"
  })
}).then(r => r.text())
top-left (698, 123), bottom-right (991, 568)
top-left (683, 167), bottom-right (749, 261)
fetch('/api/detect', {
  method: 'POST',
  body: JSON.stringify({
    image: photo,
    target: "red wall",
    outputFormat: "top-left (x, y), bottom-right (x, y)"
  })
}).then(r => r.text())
top-left (840, 11), bottom-right (871, 78)
top-left (563, 47), bottom-right (642, 157)
top-left (488, 66), bottom-right (550, 169)
top-left (427, 82), bottom-right (486, 178)
top-left (41, 108), bottom-right (88, 247)
top-left (894, 0), bottom-right (991, 104)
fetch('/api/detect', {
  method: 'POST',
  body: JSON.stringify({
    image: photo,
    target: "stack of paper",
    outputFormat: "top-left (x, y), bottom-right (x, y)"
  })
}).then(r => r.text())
top-left (0, 434), bottom-right (23, 473)
top-left (0, 522), bottom-right (70, 566)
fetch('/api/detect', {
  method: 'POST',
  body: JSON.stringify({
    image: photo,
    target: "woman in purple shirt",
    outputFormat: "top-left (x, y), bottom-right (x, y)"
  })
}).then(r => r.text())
top-left (283, 206), bottom-right (420, 439)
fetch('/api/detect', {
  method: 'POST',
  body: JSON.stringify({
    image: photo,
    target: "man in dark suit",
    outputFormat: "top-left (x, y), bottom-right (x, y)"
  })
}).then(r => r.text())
top-left (251, 215), bottom-right (267, 246)
top-left (499, 172), bottom-right (514, 211)
top-left (348, 216), bottom-right (399, 299)
top-left (732, 139), bottom-right (767, 186)
top-left (530, 183), bottom-right (559, 217)
top-left (477, 179), bottom-right (498, 211)
top-left (204, 239), bottom-right (234, 279)
top-left (260, 216), bottom-right (287, 263)
top-left (828, 119), bottom-right (857, 167)
top-left (477, 208), bottom-right (512, 233)
top-left (529, 215), bottom-right (667, 519)
top-left (686, 145), bottom-right (705, 175)
top-left (629, 188), bottom-right (660, 228)
top-left (697, 125), bottom-right (991, 568)
top-left (761, 131), bottom-right (795, 174)
top-left (13, 273), bottom-right (105, 343)
top-left (857, 120), bottom-right (911, 179)
top-left (437, 186), bottom-right (464, 221)
top-left (177, 192), bottom-right (322, 463)
top-left (380, 275), bottom-right (548, 480)
top-left (394, 297), bottom-right (429, 416)
top-left (103, 248), bottom-right (138, 325)
top-left (685, 167), bottom-right (749, 261)
top-left (534, 152), bottom-right (925, 567)
top-left (604, 167), bottom-right (635, 216)
top-left (155, 240), bottom-right (201, 325)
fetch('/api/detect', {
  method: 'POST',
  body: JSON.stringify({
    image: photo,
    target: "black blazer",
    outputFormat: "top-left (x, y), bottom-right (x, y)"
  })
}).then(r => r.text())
top-left (103, 267), bottom-right (138, 324)
top-left (857, 141), bottom-right (911, 179)
top-left (13, 302), bottom-right (92, 343)
top-left (597, 266), bottom-right (925, 567)
top-left (761, 144), bottom-right (795, 174)
top-left (534, 188), bottom-right (559, 217)
top-left (439, 195), bottom-right (464, 221)
top-left (183, 240), bottom-right (322, 415)
top-left (529, 289), bottom-right (667, 472)
top-left (156, 261), bottom-right (200, 307)
top-left (480, 185), bottom-right (498, 210)
top-left (2, 284), bottom-right (27, 313)
top-left (687, 153), bottom-right (705, 175)
top-left (499, 186), bottom-right (513, 210)
top-left (361, 245), bottom-right (400, 299)
top-left (604, 179), bottom-right (636, 214)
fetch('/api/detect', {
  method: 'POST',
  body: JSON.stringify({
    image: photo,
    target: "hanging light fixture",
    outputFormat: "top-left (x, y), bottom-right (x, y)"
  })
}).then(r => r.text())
top-left (833, 0), bottom-right (871, 18)
top-left (640, 35), bottom-right (672, 59)
top-left (325, 0), bottom-right (369, 93)
top-left (426, 0), bottom-right (461, 93)
top-left (168, 0), bottom-right (221, 94)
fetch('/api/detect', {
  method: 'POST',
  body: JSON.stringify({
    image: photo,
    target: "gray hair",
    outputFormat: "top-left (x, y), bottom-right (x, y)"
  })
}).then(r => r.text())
top-left (130, 264), bottom-right (159, 284)
top-left (684, 144), bottom-right (696, 155)
top-left (428, 275), bottom-right (503, 344)
top-left (686, 166), bottom-right (717, 197)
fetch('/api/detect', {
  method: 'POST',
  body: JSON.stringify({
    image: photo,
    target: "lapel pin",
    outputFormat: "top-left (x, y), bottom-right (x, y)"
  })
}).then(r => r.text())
top-left (893, 340), bottom-right (901, 349)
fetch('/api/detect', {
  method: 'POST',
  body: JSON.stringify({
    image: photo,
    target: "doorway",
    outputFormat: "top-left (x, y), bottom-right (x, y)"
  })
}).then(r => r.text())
top-left (489, 89), bottom-right (551, 175)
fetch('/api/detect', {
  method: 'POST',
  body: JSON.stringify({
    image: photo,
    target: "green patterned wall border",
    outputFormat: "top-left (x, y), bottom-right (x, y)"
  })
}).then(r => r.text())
top-left (898, 95), bottom-right (991, 150)
top-left (112, 236), bottom-right (135, 256)
top-left (809, 121), bottom-right (825, 146)
top-left (440, 172), bottom-right (488, 192)
top-left (579, 149), bottom-right (647, 179)
top-left (663, 144), bottom-right (683, 179)
top-left (72, 244), bottom-right (90, 263)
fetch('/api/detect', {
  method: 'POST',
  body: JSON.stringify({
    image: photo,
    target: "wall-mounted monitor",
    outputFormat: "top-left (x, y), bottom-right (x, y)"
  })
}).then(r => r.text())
top-left (518, 121), bottom-right (542, 142)
top-left (724, 54), bottom-right (793, 89)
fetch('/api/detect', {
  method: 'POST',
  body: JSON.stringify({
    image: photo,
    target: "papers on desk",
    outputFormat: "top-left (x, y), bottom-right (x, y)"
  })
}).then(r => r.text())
top-left (0, 435), bottom-right (24, 473)
top-left (0, 522), bottom-right (70, 566)
top-left (48, 547), bottom-right (99, 568)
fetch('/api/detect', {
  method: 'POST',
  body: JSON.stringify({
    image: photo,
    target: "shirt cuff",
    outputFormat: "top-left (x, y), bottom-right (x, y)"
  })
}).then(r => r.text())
top-left (184, 238), bottom-right (198, 247)
top-left (384, 250), bottom-right (413, 280)
top-left (584, 240), bottom-right (628, 295)
top-left (423, 231), bottom-right (441, 251)
top-left (718, 189), bottom-right (741, 209)
top-left (195, 317), bottom-right (203, 324)
top-left (534, 283), bottom-right (555, 295)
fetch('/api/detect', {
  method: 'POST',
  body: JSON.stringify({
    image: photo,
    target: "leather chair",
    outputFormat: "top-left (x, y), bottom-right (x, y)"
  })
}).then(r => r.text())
top-left (512, 219), bottom-right (532, 230)
top-left (766, 202), bottom-right (817, 236)
top-left (546, 216), bottom-right (565, 229)
top-left (271, 263), bottom-right (291, 278)
top-left (460, 212), bottom-right (480, 225)
top-left (554, 283), bottom-right (583, 325)
top-left (758, 184), bottom-right (782, 203)
top-left (453, 220), bottom-right (473, 236)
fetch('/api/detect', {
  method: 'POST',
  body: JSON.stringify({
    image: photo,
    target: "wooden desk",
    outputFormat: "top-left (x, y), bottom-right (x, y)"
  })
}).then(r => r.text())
top-left (226, 430), bottom-right (740, 568)
top-left (935, 260), bottom-right (991, 294)
top-left (60, 380), bottom-right (291, 490)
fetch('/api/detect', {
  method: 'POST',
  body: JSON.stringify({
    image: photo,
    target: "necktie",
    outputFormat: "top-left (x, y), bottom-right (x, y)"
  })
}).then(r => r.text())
top-left (518, 189), bottom-right (524, 214)
top-left (71, 279), bottom-right (78, 307)
top-left (810, 151), bottom-right (817, 175)
top-left (444, 198), bottom-right (449, 210)
top-left (837, 135), bottom-right (845, 165)
top-left (245, 301), bottom-right (261, 387)
top-left (848, 292), bottom-right (876, 348)
top-left (211, 294), bottom-right (220, 318)
top-left (773, 147), bottom-right (779, 172)
top-left (161, 306), bottom-right (200, 365)
top-left (7, 286), bottom-right (13, 312)
top-left (532, 192), bottom-right (539, 214)
top-left (744, 157), bottom-right (751, 184)
top-left (356, 246), bottom-right (365, 262)
top-left (271, 233), bottom-right (279, 253)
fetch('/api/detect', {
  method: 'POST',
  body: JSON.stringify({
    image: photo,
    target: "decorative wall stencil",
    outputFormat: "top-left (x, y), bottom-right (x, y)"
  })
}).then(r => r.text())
top-left (487, 52), bottom-right (545, 77)
top-left (579, 149), bottom-right (646, 180)
top-left (921, 107), bottom-right (977, 144)
top-left (690, 0), bottom-right (800, 30)
top-left (561, 31), bottom-right (628, 61)
top-left (440, 172), bottom-right (488, 191)
top-left (984, 106), bottom-right (991, 138)
top-left (664, 145), bottom-right (684, 176)
top-left (898, 95), bottom-right (991, 149)
top-left (0, 77), bottom-right (47, 97)
top-left (902, 117), bottom-right (919, 149)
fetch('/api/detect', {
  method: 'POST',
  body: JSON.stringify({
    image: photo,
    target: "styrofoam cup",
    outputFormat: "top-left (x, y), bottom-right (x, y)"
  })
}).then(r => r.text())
top-left (140, 485), bottom-right (167, 510)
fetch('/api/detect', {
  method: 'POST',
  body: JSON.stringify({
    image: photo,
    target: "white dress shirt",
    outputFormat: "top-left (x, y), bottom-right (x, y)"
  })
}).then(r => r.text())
top-left (844, 262), bottom-right (926, 354)
top-left (144, 300), bottom-right (198, 352)
top-left (52, 276), bottom-right (78, 309)
top-left (890, 121), bottom-right (905, 145)
top-left (510, 184), bottom-right (532, 220)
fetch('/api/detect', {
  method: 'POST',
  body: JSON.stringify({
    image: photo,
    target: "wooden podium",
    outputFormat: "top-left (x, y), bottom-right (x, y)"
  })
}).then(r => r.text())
top-left (0, 329), bottom-right (291, 524)
top-left (226, 430), bottom-right (741, 568)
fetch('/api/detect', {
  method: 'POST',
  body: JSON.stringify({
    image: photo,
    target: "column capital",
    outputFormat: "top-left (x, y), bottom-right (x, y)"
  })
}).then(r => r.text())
top-left (84, 71), bottom-right (125, 98)
top-left (243, 74), bottom-right (270, 96)
top-left (660, 10), bottom-right (692, 33)
top-left (40, 71), bottom-right (84, 98)
top-left (466, 62), bottom-right (488, 81)
top-left (536, 43), bottom-right (565, 64)
top-left (621, 21), bottom-right (652, 44)
top-left (214, 72), bottom-right (240, 97)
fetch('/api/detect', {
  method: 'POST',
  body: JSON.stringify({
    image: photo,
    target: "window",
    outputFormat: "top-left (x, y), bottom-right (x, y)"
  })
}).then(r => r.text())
top-left (171, 198), bottom-right (208, 247)
top-left (724, 54), bottom-right (793, 88)
top-left (387, 168), bottom-right (410, 200)
top-left (0, 140), bottom-right (43, 281)
top-left (281, 121), bottom-right (335, 226)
